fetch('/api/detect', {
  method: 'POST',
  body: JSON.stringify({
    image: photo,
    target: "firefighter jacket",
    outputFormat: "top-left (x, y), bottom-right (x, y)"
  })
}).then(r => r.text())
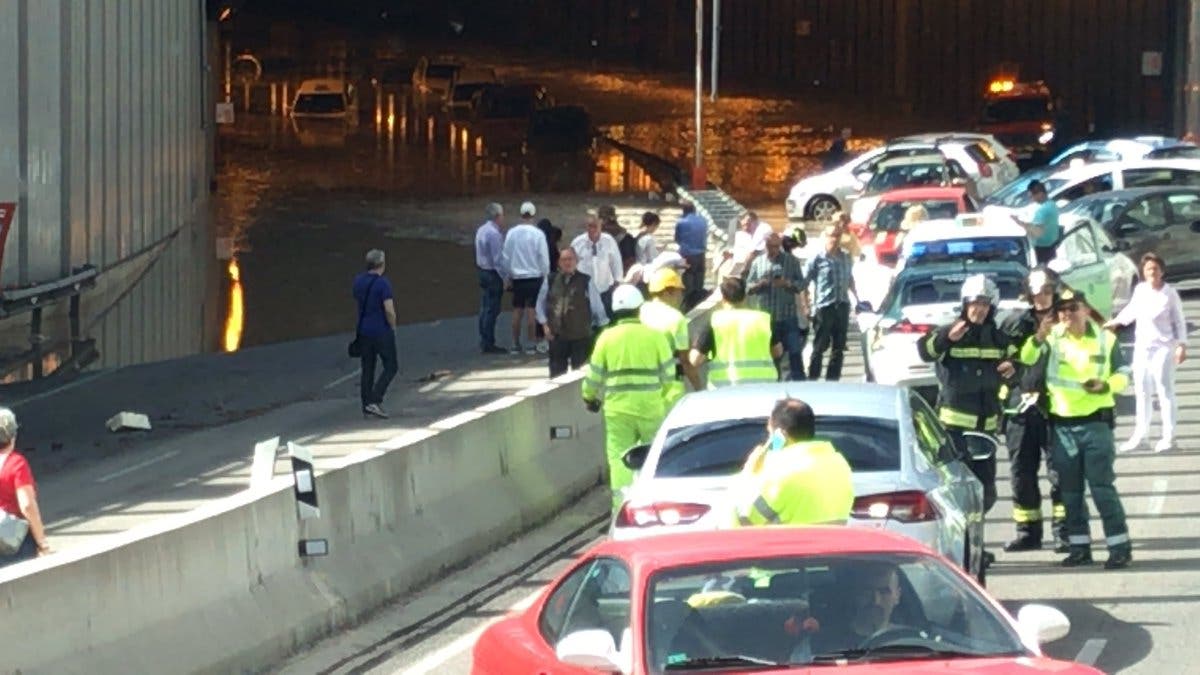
top-left (917, 311), bottom-right (1016, 432)
top-left (999, 307), bottom-right (1054, 413)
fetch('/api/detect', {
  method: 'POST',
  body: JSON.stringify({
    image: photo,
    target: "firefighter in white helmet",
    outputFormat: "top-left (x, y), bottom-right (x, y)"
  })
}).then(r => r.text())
top-left (918, 274), bottom-right (1018, 556)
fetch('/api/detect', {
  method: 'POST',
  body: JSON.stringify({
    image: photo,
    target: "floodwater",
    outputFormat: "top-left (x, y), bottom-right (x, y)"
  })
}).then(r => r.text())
top-left (213, 53), bottom-right (884, 351)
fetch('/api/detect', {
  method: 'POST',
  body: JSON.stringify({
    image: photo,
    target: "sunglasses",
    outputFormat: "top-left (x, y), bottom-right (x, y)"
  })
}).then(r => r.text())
top-left (1057, 303), bottom-right (1080, 312)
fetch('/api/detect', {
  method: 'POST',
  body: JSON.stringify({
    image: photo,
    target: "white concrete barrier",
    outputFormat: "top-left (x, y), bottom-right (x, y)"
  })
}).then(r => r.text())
top-left (0, 371), bottom-right (603, 674)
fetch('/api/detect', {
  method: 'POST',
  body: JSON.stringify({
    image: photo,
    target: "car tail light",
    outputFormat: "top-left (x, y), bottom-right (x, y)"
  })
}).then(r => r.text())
top-left (851, 491), bottom-right (940, 523)
top-left (886, 319), bottom-right (935, 334)
top-left (616, 501), bottom-right (711, 528)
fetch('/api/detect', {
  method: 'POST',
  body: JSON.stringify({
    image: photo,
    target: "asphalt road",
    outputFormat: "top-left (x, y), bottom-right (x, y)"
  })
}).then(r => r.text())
top-left (271, 289), bottom-right (1200, 675)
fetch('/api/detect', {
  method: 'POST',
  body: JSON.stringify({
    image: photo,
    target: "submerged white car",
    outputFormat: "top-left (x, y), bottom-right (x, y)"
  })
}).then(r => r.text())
top-left (612, 382), bottom-right (994, 583)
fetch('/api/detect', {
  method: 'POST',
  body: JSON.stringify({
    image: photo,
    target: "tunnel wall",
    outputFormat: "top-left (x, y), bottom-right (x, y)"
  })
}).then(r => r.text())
top-left (0, 0), bottom-right (216, 374)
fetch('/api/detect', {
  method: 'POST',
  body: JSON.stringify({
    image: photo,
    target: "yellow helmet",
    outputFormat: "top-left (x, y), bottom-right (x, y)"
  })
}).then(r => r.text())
top-left (647, 267), bottom-right (685, 294)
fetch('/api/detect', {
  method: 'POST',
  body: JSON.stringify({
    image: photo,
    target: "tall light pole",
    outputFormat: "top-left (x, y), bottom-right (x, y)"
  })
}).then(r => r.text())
top-left (694, 0), bottom-right (704, 185)
top-left (711, 0), bottom-right (721, 101)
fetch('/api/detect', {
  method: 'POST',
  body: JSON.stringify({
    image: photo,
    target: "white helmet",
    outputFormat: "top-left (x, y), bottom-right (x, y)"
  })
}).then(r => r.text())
top-left (611, 284), bottom-right (645, 312)
top-left (960, 274), bottom-right (999, 306)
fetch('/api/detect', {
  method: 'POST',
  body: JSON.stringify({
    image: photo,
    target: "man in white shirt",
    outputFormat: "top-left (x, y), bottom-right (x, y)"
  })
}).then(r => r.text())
top-left (501, 201), bottom-right (551, 355)
top-left (571, 212), bottom-right (624, 317)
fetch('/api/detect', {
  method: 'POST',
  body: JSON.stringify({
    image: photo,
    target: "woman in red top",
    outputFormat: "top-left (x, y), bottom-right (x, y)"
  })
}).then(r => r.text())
top-left (0, 407), bottom-right (49, 565)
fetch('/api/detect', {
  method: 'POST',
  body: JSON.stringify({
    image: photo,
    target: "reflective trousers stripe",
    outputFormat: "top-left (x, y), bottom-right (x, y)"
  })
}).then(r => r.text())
top-left (938, 407), bottom-right (999, 431)
top-left (1012, 506), bottom-right (1043, 524)
top-left (1052, 503), bottom-right (1066, 520)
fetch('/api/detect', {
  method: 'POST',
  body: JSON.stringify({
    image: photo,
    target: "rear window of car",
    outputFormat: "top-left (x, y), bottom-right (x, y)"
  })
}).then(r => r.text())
top-left (292, 93), bottom-right (345, 114)
top-left (885, 271), bottom-right (1023, 310)
top-left (654, 415), bottom-right (900, 478)
top-left (870, 200), bottom-right (961, 231)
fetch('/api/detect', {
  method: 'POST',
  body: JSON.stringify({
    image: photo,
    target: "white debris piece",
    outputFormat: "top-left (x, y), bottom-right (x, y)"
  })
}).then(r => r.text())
top-left (106, 412), bottom-right (152, 432)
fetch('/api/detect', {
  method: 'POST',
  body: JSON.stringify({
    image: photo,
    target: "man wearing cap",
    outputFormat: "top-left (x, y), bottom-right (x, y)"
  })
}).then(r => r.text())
top-left (641, 268), bottom-right (703, 405)
top-left (746, 232), bottom-right (809, 381)
top-left (1020, 288), bottom-right (1133, 569)
top-left (501, 201), bottom-right (551, 354)
top-left (583, 284), bottom-right (676, 509)
top-left (1016, 180), bottom-right (1061, 265)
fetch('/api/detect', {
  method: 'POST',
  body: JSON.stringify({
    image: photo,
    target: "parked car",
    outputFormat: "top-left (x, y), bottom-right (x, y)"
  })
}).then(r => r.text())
top-left (1048, 136), bottom-right (1200, 169)
top-left (858, 260), bottom-right (1029, 399)
top-left (786, 136), bottom-right (1017, 223)
top-left (469, 83), bottom-right (555, 154)
top-left (984, 158), bottom-right (1200, 219)
top-left (1060, 186), bottom-right (1200, 280)
top-left (472, 527), bottom-right (1095, 675)
top-left (847, 156), bottom-right (974, 230)
top-left (849, 186), bottom-right (979, 266)
top-left (289, 78), bottom-right (358, 121)
top-left (411, 56), bottom-right (461, 99)
top-left (611, 382), bottom-right (992, 582)
top-left (891, 132), bottom-right (1022, 190)
top-left (527, 105), bottom-right (594, 154)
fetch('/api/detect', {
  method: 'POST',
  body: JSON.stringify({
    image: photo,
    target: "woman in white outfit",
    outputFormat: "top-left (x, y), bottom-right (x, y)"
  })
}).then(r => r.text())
top-left (1104, 253), bottom-right (1188, 452)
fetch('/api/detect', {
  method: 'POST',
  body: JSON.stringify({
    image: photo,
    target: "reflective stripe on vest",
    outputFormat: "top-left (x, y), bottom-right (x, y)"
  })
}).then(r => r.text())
top-left (581, 321), bottom-right (673, 414)
top-left (708, 308), bottom-right (777, 387)
top-left (1043, 323), bottom-right (1130, 416)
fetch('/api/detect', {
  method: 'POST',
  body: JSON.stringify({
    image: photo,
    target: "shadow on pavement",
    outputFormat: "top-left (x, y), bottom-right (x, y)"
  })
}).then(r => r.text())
top-left (1001, 598), bottom-right (1154, 674)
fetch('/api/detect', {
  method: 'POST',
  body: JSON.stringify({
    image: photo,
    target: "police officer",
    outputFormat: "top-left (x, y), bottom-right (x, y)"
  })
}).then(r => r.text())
top-left (917, 274), bottom-right (1016, 514)
top-left (1020, 289), bottom-right (1133, 569)
top-left (640, 268), bottom-right (702, 406)
top-left (731, 398), bottom-right (854, 527)
top-left (689, 277), bottom-right (782, 388)
top-left (582, 284), bottom-right (676, 510)
top-left (1000, 267), bottom-right (1068, 552)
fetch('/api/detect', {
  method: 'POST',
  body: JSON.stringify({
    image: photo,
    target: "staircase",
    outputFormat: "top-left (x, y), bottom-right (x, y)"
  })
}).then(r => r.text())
top-left (674, 186), bottom-right (750, 286)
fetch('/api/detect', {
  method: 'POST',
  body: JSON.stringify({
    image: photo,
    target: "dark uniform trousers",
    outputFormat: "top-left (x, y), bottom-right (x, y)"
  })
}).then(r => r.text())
top-left (1006, 407), bottom-right (1066, 544)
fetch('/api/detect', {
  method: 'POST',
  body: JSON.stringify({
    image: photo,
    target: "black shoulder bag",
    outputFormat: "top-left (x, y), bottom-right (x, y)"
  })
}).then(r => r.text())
top-left (348, 275), bottom-right (380, 358)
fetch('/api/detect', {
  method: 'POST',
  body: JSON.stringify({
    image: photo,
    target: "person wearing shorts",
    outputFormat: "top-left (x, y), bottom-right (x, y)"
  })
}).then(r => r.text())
top-left (501, 204), bottom-right (551, 354)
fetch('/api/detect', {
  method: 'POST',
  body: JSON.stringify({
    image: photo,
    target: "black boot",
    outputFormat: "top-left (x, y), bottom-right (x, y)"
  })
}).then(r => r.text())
top-left (1104, 548), bottom-right (1132, 570)
top-left (1060, 547), bottom-right (1094, 567)
top-left (1004, 523), bottom-right (1043, 552)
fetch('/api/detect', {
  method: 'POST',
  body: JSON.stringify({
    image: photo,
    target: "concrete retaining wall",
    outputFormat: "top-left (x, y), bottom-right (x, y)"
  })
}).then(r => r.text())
top-left (0, 374), bottom-right (603, 674)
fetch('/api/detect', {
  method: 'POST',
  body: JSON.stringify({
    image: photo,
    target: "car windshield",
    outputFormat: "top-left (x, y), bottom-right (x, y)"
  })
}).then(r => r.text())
top-left (987, 168), bottom-right (1054, 207)
top-left (906, 236), bottom-right (1028, 267)
top-left (881, 270), bottom-right (1024, 315)
top-left (865, 163), bottom-right (949, 194)
top-left (1064, 197), bottom-right (1128, 225)
top-left (292, 93), bottom-right (345, 114)
top-left (644, 552), bottom-right (1028, 673)
top-left (452, 82), bottom-right (490, 102)
top-left (426, 64), bottom-right (459, 79)
top-left (870, 200), bottom-right (961, 231)
top-left (982, 96), bottom-right (1051, 123)
top-left (654, 416), bottom-right (900, 478)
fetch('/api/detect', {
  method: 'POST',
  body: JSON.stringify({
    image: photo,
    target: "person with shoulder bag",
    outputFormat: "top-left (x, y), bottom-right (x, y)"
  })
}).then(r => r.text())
top-left (0, 407), bottom-right (50, 566)
top-left (350, 249), bottom-right (399, 419)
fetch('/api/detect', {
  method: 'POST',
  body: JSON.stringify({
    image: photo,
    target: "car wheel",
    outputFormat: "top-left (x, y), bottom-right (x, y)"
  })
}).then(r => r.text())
top-left (806, 195), bottom-right (840, 221)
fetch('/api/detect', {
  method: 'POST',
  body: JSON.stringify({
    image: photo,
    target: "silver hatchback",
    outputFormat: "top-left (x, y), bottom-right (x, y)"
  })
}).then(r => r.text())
top-left (611, 382), bottom-right (993, 582)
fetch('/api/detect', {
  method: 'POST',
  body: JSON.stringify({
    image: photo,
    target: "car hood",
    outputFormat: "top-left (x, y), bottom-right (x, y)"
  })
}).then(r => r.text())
top-left (741, 657), bottom-right (1100, 674)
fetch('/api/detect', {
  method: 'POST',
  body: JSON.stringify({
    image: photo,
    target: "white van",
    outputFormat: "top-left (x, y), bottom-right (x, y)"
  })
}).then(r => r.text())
top-left (289, 79), bottom-right (358, 122)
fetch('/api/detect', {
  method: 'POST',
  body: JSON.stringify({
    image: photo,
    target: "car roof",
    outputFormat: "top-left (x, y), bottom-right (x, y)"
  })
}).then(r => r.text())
top-left (877, 186), bottom-right (967, 202)
top-left (296, 79), bottom-right (345, 93)
top-left (592, 526), bottom-right (932, 569)
top-left (877, 154), bottom-right (947, 168)
top-left (892, 132), bottom-right (992, 144)
top-left (1066, 185), bottom-right (1200, 203)
top-left (665, 383), bottom-right (904, 429)
top-left (1046, 157), bottom-right (1200, 182)
top-left (904, 216), bottom-right (1026, 242)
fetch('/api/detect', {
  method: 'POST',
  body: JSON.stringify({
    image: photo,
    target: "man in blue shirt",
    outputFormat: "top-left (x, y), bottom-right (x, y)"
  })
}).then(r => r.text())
top-left (475, 202), bottom-right (507, 353)
top-left (1018, 180), bottom-right (1061, 264)
top-left (352, 249), bottom-right (398, 418)
top-left (674, 200), bottom-right (709, 311)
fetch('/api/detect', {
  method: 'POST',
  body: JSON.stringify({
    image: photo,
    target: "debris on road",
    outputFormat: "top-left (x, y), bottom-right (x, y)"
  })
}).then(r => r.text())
top-left (106, 412), bottom-right (153, 432)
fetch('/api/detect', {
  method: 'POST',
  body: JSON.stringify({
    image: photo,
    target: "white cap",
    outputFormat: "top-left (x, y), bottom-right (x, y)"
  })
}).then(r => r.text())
top-left (520, 201), bottom-right (536, 216)
top-left (611, 284), bottom-right (645, 312)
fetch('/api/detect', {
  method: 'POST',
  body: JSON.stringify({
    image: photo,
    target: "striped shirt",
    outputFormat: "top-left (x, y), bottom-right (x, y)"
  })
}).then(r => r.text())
top-left (803, 250), bottom-right (853, 309)
top-left (746, 251), bottom-right (806, 320)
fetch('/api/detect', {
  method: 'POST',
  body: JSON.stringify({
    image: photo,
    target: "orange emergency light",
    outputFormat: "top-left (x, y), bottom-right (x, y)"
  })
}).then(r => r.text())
top-left (988, 79), bottom-right (1016, 94)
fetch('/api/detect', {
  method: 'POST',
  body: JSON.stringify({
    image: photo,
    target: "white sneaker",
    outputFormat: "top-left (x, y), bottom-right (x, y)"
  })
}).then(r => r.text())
top-left (1154, 438), bottom-right (1175, 453)
top-left (1118, 437), bottom-right (1145, 453)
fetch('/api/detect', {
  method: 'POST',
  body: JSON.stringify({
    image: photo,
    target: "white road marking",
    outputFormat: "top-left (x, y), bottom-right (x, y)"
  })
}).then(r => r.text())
top-left (96, 450), bottom-right (181, 483)
top-left (7, 369), bottom-right (113, 407)
top-left (322, 369), bottom-right (361, 390)
top-left (394, 589), bottom-right (541, 675)
top-left (1074, 638), bottom-right (1107, 666)
top-left (1148, 478), bottom-right (1169, 516)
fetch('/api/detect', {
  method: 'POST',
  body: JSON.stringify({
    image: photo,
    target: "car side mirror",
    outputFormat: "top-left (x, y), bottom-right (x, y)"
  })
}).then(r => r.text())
top-left (623, 444), bottom-right (651, 470)
top-left (1016, 604), bottom-right (1071, 645)
top-left (855, 300), bottom-right (874, 314)
top-left (556, 629), bottom-right (629, 673)
top-left (959, 431), bottom-right (998, 461)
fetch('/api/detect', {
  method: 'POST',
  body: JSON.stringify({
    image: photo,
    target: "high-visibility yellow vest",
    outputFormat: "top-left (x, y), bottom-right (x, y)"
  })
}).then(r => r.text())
top-left (733, 440), bottom-right (854, 526)
top-left (1020, 322), bottom-right (1130, 418)
top-left (581, 318), bottom-right (675, 418)
top-left (708, 308), bottom-right (776, 388)
top-left (640, 299), bottom-right (690, 405)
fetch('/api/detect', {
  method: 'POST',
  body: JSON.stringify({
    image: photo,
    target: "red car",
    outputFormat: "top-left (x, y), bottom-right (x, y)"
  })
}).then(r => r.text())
top-left (849, 187), bottom-right (977, 266)
top-left (472, 527), bottom-right (1097, 674)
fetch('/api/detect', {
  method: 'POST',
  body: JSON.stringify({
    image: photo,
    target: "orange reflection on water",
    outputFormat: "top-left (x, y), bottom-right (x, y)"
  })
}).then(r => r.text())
top-left (223, 259), bottom-right (244, 352)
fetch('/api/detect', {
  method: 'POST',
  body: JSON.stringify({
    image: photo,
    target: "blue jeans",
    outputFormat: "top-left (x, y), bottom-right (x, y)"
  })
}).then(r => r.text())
top-left (477, 268), bottom-right (503, 349)
top-left (771, 317), bottom-right (807, 381)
